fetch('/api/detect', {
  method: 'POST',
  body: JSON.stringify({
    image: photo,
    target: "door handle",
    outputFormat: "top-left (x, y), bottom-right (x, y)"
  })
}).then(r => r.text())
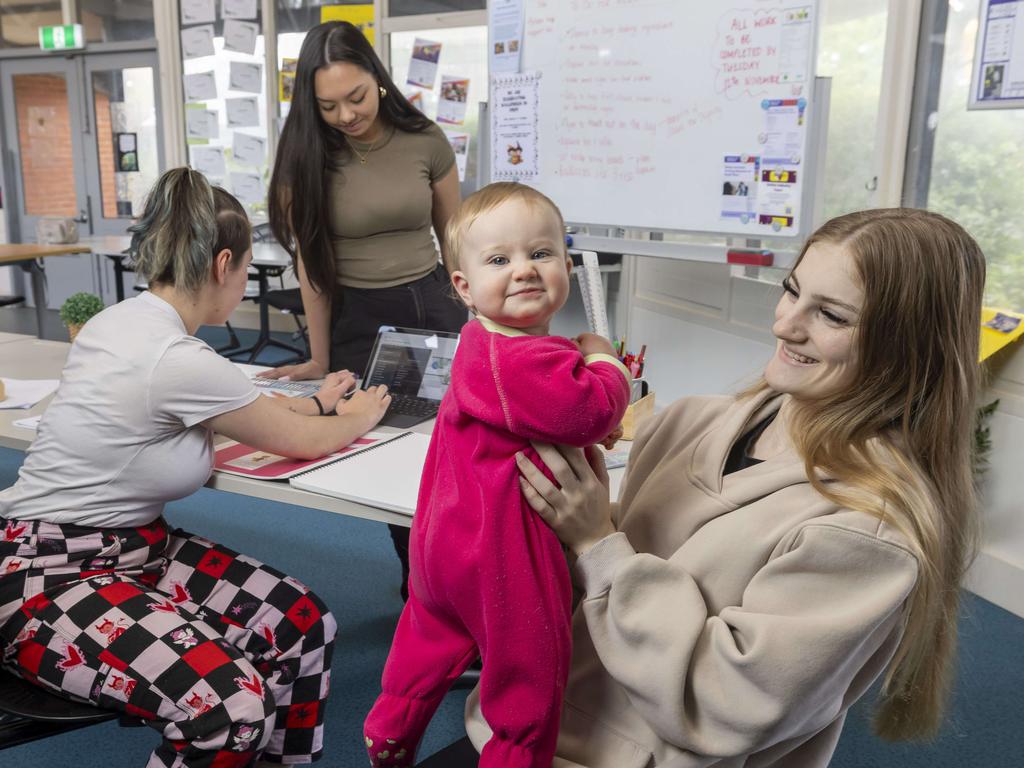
top-left (74, 208), bottom-right (89, 224)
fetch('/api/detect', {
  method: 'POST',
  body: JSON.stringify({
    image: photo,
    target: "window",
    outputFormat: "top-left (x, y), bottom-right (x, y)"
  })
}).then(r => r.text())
top-left (815, 0), bottom-right (889, 220)
top-left (389, 25), bottom-right (488, 186)
top-left (0, 0), bottom-right (61, 48)
top-left (389, 0), bottom-right (486, 16)
top-left (923, 0), bottom-right (1024, 310)
top-left (79, 0), bottom-right (155, 43)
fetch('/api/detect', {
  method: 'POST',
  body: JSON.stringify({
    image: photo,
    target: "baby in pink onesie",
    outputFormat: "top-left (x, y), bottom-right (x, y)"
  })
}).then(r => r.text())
top-left (363, 183), bottom-right (630, 768)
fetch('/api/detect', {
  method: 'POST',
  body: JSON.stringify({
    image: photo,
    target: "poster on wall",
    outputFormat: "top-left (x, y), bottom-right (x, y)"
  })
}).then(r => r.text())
top-left (320, 4), bottom-right (375, 46)
top-left (115, 133), bottom-right (139, 172)
top-left (491, 72), bottom-right (540, 181)
top-left (445, 132), bottom-right (470, 182)
top-left (407, 39), bottom-right (442, 89)
top-left (437, 76), bottom-right (470, 124)
top-left (488, 0), bottom-right (525, 74)
top-left (970, 0), bottom-right (1024, 109)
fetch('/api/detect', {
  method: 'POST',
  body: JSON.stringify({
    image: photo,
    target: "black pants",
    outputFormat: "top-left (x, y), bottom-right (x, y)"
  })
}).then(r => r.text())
top-left (330, 263), bottom-right (467, 600)
top-left (329, 262), bottom-right (466, 377)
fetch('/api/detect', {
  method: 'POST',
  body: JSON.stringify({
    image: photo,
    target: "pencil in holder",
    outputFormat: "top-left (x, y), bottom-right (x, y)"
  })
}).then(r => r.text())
top-left (620, 391), bottom-right (655, 441)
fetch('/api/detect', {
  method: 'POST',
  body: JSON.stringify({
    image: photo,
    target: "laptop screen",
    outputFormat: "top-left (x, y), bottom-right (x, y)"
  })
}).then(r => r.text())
top-left (362, 326), bottom-right (460, 401)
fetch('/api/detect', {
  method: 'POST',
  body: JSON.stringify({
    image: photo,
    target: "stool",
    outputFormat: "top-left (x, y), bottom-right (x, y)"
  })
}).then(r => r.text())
top-left (0, 668), bottom-right (117, 750)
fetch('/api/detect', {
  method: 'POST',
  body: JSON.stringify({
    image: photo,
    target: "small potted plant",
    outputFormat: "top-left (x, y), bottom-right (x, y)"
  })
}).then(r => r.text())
top-left (59, 292), bottom-right (105, 342)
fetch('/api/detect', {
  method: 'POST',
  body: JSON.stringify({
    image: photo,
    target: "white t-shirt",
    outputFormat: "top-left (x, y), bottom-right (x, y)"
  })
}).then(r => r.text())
top-left (0, 292), bottom-right (259, 528)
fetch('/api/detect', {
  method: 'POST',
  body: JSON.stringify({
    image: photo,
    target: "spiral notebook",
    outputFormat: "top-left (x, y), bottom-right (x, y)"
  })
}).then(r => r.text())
top-left (575, 250), bottom-right (610, 338)
top-left (288, 431), bottom-right (432, 516)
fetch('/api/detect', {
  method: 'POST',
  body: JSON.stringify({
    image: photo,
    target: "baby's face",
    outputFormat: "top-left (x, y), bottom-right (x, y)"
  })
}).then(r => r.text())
top-left (452, 197), bottom-right (571, 335)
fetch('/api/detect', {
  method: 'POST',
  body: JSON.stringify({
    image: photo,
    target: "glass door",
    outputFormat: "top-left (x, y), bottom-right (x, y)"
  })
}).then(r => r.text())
top-left (0, 56), bottom-right (89, 243)
top-left (82, 51), bottom-right (163, 235)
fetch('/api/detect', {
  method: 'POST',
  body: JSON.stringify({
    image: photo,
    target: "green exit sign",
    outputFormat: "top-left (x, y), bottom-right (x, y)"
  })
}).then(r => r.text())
top-left (38, 24), bottom-right (85, 51)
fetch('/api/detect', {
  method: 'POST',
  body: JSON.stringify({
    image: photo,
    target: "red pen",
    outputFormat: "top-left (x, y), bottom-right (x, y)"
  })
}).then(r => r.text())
top-left (637, 344), bottom-right (646, 365)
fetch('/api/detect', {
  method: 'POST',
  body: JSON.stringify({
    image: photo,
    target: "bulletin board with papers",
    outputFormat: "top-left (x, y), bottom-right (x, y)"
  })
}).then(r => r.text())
top-left (490, 0), bottom-right (823, 239)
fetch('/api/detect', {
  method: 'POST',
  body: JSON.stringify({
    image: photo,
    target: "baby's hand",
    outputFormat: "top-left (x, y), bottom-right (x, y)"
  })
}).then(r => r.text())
top-left (599, 425), bottom-right (623, 450)
top-left (575, 332), bottom-right (615, 358)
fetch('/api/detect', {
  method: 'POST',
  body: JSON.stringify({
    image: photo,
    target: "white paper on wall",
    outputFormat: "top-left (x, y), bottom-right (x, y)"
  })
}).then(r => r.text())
top-left (223, 19), bottom-right (259, 55)
top-left (232, 133), bottom-right (267, 166)
top-left (222, 0), bottom-right (258, 20)
top-left (184, 71), bottom-right (218, 102)
top-left (180, 25), bottom-right (215, 59)
top-left (229, 61), bottom-right (262, 93)
top-left (226, 97), bottom-right (260, 128)
top-left (186, 109), bottom-right (220, 140)
top-left (181, 0), bottom-right (216, 26)
top-left (192, 146), bottom-right (227, 177)
top-left (230, 171), bottom-right (264, 204)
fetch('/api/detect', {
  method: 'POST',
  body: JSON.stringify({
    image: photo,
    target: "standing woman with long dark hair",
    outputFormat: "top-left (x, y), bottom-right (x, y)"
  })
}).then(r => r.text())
top-left (264, 21), bottom-right (466, 598)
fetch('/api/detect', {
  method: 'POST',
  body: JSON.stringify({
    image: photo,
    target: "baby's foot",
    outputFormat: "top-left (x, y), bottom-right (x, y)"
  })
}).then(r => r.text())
top-left (364, 734), bottom-right (413, 767)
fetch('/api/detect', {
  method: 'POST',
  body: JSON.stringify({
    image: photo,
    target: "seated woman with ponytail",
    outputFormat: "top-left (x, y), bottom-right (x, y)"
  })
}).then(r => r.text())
top-left (0, 168), bottom-right (390, 767)
top-left (461, 208), bottom-right (983, 768)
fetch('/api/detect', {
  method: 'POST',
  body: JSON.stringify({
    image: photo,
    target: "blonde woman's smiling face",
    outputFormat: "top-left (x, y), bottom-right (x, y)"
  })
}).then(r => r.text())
top-left (763, 241), bottom-right (863, 400)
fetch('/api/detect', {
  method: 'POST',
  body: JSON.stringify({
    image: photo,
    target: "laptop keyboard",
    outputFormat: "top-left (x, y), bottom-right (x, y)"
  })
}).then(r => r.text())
top-left (386, 393), bottom-right (440, 419)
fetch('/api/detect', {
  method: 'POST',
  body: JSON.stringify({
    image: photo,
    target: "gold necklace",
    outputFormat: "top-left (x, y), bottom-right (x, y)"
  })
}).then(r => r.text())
top-left (346, 135), bottom-right (376, 164)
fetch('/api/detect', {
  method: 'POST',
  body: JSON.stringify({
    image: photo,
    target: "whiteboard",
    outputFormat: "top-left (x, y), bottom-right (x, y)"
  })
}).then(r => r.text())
top-left (500, 0), bottom-right (821, 238)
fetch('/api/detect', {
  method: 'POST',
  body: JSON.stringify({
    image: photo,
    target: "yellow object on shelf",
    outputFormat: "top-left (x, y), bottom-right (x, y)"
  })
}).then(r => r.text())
top-left (980, 307), bottom-right (1024, 362)
top-left (621, 391), bottom-right (655, 441)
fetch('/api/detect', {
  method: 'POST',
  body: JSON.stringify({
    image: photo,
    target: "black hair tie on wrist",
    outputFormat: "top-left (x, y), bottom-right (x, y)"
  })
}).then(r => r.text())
top-left (311, 394), bottom-right (326, 416)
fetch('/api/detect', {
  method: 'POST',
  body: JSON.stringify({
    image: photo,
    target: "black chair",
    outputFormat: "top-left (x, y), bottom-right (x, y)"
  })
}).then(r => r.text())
top-left (263, 287), bottom-right (310, 361)
top-left (0, 668), bottom-right (117, 750)
top-left (0, 295), bottom-right (25, 309)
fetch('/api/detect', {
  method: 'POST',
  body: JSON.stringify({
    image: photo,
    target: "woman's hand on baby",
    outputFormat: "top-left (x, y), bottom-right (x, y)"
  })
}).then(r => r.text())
top-left (336, 385), bottom-right (391, 431)
top-left (517, 442), bottom-right (616, 557)
top-left (260, 359), bottom-right (328, 381)
top-left (314, 371), bottom-right (356, 413)
top-left (575, 333), bottom-right (616, 358)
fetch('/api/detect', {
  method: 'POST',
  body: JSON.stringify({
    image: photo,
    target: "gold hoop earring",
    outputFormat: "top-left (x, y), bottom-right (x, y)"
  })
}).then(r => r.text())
top-left (379, 85), bottom-right (387, 98)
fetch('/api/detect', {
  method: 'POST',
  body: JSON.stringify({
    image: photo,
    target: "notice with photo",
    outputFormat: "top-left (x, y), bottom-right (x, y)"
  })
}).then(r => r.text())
top-left (491, 72), bottom-right (540, 180)
top-left (226, 97), bottom-right (260, 128)
top-left (223, 19), bottom-right (259, 55)
top-left (229, 61), bottom-right (262, 93)
top-left (192, 146), bottom-right (227, 178)
top-left (180, 0), bottom-right (215, 26)
top-left (489, 0), bottom-right (525, 74)
top-left (233, 133), bottom-right (266, 167)
top-left (184, 70), bottom-right (217, 102)
top-left (407, 38), bottom-right (442, 89)
top-left (445, 131), bottom-right (470, 182)
top-left (181, 25), bottom-right (215, 59)
top-left (437, 76), bottom-right (470, 125)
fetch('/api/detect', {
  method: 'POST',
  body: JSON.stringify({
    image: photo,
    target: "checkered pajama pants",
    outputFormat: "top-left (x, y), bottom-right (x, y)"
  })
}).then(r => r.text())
top-left (0, 516), bottom-right (336, 767)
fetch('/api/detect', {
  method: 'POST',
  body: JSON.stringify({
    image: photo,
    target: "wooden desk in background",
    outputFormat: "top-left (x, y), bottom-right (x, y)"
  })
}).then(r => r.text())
top-left (0, 244), bottom-right (92, 338)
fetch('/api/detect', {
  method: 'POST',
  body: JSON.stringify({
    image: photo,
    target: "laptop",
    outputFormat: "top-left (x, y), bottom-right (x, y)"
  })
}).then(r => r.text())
top-left (360, 326), bottom-right (461, 427)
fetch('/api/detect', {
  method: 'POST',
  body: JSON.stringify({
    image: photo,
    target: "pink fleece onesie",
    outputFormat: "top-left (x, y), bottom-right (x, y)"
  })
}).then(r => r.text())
top-left (363, 318), bottom-right (630, 768)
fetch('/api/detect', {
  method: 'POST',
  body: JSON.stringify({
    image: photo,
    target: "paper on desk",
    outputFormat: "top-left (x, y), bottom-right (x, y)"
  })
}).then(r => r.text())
top-left (13, 415), bottom-right (42, 430)
top-left (0, 379), bottom-right (59, 410)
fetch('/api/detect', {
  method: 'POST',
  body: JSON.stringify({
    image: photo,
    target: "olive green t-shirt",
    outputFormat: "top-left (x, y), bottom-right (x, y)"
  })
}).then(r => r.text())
top-left (326, 122), bottom-right (456, 289)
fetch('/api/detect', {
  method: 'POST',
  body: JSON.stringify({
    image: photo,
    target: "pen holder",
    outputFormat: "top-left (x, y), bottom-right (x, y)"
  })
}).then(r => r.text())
top-left (620, 391), bottom-right (655, 441)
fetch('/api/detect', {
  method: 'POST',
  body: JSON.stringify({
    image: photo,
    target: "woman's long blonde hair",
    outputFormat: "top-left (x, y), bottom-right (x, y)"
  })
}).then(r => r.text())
top-left (749, 208), bottom-right (985, 740)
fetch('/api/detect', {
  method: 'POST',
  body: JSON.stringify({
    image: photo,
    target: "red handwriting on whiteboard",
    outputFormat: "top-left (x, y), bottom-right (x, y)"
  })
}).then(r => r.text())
top-left (713, 9), bottom-right (783, 99)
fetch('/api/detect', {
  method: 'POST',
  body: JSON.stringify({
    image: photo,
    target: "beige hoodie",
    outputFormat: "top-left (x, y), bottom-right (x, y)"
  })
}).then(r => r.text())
top-left (466, 390), bottom-right (919, 767)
